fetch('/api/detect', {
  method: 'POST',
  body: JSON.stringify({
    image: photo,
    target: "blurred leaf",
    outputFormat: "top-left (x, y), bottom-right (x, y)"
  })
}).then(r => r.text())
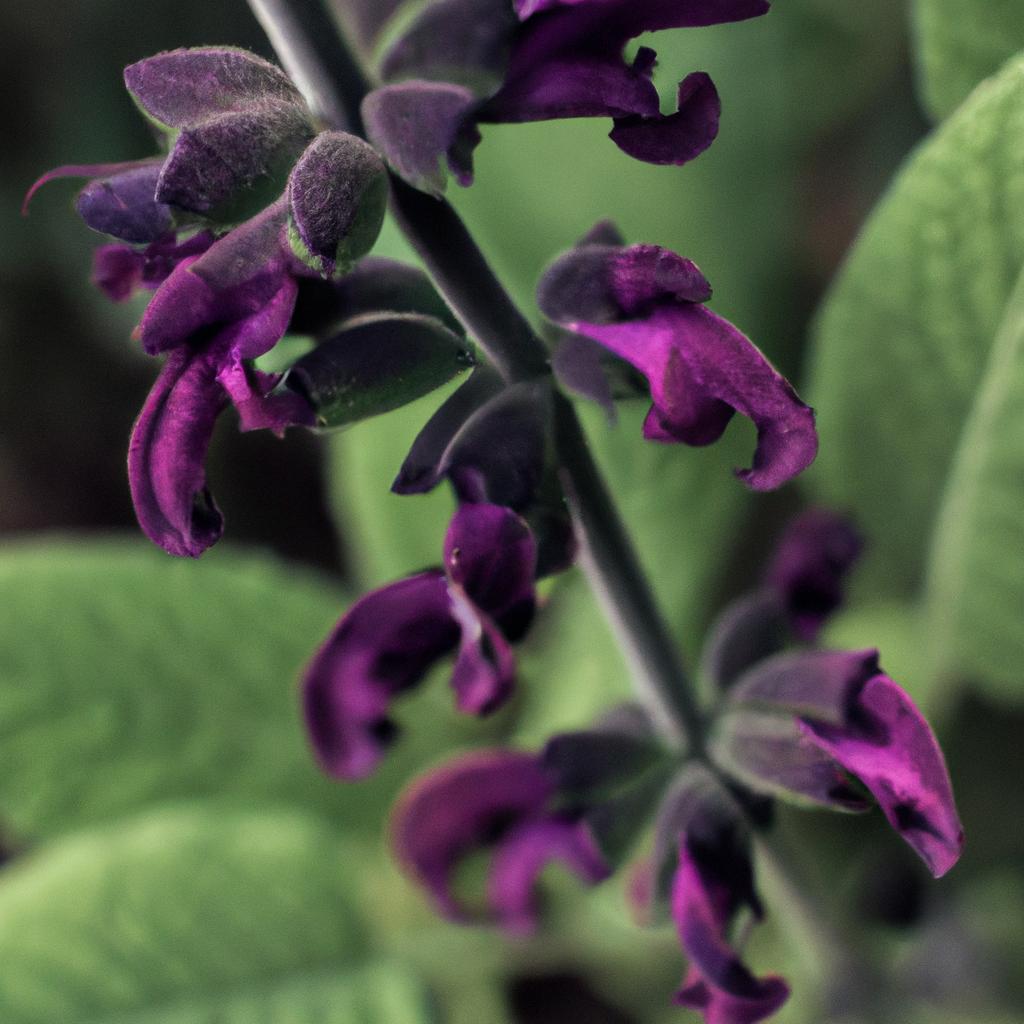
top-left (0, 539), bottom-right (499, 840)
top-left (912, 0), bottom-right (1024, 120)
top-left (0, 804), bottom-right (423, 1024)
top-left (807, 55), bottom-right (1024, 596)
top-left (922, 267), bottom-right (1024, 702)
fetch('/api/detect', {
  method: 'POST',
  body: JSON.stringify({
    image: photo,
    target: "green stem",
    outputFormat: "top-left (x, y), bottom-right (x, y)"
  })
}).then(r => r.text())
top-left (247, 0), bottom-right (702, 750)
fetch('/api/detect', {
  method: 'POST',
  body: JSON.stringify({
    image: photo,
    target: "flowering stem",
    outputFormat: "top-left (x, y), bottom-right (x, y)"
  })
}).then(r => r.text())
top-left (248, 0), bottom-right (704, 751)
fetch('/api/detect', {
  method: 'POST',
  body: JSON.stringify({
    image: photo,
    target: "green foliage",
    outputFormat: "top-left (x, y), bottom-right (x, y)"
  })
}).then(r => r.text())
top-left (0, 540), bottom-right (495, 841)
top-left (923, 267), bottom-right (1024, 702)
top-left (0, 805), bottom-right (419, 1024)
top-left (808, 55), bottom-right (1024, 603)
top-left (912, 0), bottom-right (1024, 120)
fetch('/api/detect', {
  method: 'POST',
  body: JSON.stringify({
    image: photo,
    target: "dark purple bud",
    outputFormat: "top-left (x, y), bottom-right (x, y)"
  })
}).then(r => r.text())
top-left (673, 839), bottom-right (789, 1024)
top-left (303, 505), bottom-right (537, 778)
top-left (304, 571), bottom-right (460, 779)
top-left (515, 0), bottom-right (770, 30)
top-left (393, 749), bottom-right (607, 929)
top-left (710, 709), bottom-right (870, 812)
top-left (539, 239), bottom-right (817, 491)
top-left (286, 131), bottom-right (388, 277)
top-left (798, 675), bottom-right (964, 878)
top-left (698, 590), bottom-right (789, 692)
top-left (362, 81), bottom-right (480, 194)
top-left (290, 256), bottom-right (464, 338)
top-left (156, 104), bottom-right (313, 218)
top-left (283, 313), bottom-right (475, 428)
top-left (764, 508), bottom-right (863, 641)
top-left (124, 47), bottom-right (304, 129)
top-left (610, 71), bottom-right (720, 166)
top-left (128, 345), bottom-right (227, 559)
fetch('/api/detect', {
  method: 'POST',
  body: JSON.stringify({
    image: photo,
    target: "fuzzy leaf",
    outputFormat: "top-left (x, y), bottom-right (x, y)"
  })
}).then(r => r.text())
top-left (0, 804), bottom-right (434, 1024)
top-left (912, 0), bottom-right (1024, 120)
top-left (924, 265), bottom-right (1024, 701)
top-left (807, 55), bottom-right (1024, 596)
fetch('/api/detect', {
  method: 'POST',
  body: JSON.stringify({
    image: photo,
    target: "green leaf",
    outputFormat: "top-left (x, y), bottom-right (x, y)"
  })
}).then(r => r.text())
top-left (0, 804), bottom-right (434, 1024)
top-left (923, 267), bottom-right (1024, 702)
top-left (912, 0), bottom-right (1024, 120)
top-left (807, 55), bottom-right (1024, 597)
top-left (0, 540), bottom-right (495, 840)
top-left (286, 313), bottom-right (475, 428)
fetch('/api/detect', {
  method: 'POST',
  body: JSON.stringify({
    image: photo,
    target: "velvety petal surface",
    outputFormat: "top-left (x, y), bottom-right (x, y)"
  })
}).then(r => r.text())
top-left (392, 750), bottom-right (553, 918)
top-left (610, 71), bottom-right (720, 165)
top-left (124, 47), bottom-right (303, 128)
top-left (303, 572), bottom-right (460, 780)
top-left (127, 346), bottom-right (227, 559)
top-left (447, 591), bottom-right (518, 715)
top-left (798, 675), bottom-right (964, 878)
top-left (764, 508), bottom-right (863, 640)
top-left (672, 844), bottom-right (789, 1024)
top-left (488, 817), bottom-right (609, 934)
top-left (443, 503), bottom-right (537, 627)
top-left (566, 305), bottom-right (817, 490)
top-left (92, 231), bottom-right (216, 302)
top-left (137, 203), bottom-right (292, 355)
top-left (363, 81), bottom-right (480, 193)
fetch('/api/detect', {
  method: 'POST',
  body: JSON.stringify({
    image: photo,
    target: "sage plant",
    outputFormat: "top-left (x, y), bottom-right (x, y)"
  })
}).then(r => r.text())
top-left (26, 2), bottom-right (964, 1021)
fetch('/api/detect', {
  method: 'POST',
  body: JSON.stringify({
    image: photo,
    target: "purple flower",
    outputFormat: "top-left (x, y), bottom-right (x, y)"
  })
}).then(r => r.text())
top-left (538, 229), bottom-right (817, 491)
top-left (303, 504), bottom-right (537, 779)
top-left (92, 231), bottom-right (217, 302)
top-left (672, 839), bottom-right (789, 1024)
top-left (361, 0), bottom-right (770, 192)
top-left (727, 649), bottom-right (964, 878)
top-left (764, 508), bottom-right (863, 641)
top-left (392, 748), bottom-right (609, 930)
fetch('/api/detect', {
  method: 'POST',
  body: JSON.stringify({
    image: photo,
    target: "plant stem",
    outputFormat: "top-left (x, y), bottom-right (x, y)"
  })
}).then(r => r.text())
top-left (248, 0), bottom-right (703, 751)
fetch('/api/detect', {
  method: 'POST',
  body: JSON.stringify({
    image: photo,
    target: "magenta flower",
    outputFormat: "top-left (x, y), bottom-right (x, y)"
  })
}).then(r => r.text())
top-left (672, 841), bottom-right (789, 1024)
top-left (392, 748), bottom-right (609, 930)
top-left (304, 504), bottom-right (537, 779)
top-left (538, 227), bottom-right (818, 491)
top-left (361, 0), bottom-right (770, 192)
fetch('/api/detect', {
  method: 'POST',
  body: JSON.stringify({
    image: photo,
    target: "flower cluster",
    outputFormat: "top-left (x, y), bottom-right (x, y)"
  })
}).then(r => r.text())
top-left (384, 510), bottom-right (962, 1024)
top-left (353, 0), bottom-right (771, 192)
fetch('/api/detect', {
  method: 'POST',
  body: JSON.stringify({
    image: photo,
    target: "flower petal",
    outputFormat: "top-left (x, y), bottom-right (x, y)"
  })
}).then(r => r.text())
top-left (303, 572), bottom-right (459, 779)
top-left (216, 357), bottom-right (314, 435)
top-left (362, 81), bottom-right (480, 194)
top-left (574, 305), bottom-right (817, 490)
top-left (443, 503), bottom-right (536, 629)
top-left (673, 842), bottom-right (789, 1024)
top-left (448, 590), bottom-right (518, 714)
top-left (610, 71), bottom-right (721, 166)
top-left (137, 204), bottom-right (290, 355)
top-left (798, 675), bottom-right (964, 878)
top-left (488, 817), bottom-right (609, 934)
top-left (763, 508), bottom-right (863, 641)
top-left (92, 231), bottom-right (217, 303)
top-left (127, 345), bottom-right (227, 559)
top-left (392, 749), bottom-right (552, 919)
